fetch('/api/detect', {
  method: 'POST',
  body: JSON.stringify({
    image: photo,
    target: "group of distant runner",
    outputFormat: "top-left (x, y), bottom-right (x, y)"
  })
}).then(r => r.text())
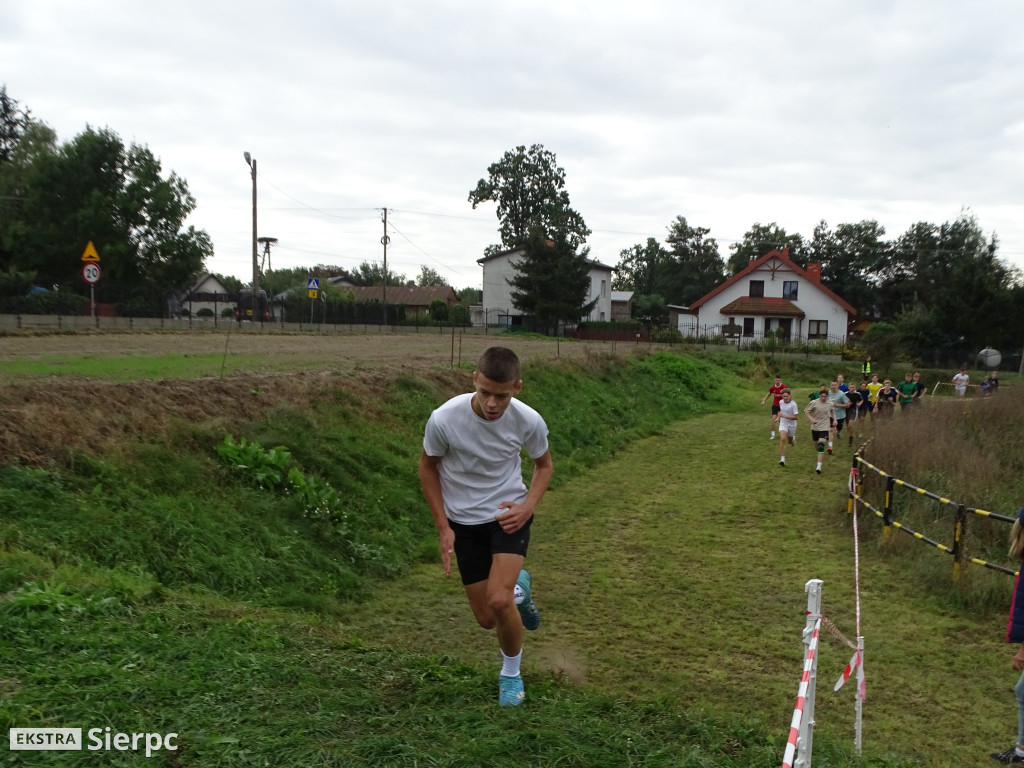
top-left (760, 367), bottom-right (928, 474)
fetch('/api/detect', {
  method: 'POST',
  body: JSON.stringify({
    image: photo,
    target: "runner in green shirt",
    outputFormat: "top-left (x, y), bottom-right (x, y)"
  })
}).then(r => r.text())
top-left (896, 372), bottom-right (917, 411)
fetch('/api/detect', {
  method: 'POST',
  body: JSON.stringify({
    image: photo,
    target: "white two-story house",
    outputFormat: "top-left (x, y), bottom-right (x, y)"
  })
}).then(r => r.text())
top-left (682, 248), bottom-right (856, 342)
top-left (477, 247), bottom-right (613, 329)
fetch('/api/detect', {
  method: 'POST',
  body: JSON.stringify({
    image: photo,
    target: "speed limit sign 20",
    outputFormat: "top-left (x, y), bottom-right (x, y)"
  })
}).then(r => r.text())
top-left (82, 263), bottom-right (101, 284)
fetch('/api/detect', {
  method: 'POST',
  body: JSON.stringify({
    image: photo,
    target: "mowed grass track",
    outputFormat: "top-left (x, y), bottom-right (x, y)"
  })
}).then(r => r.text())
top-left (343, 406), bottom-right (1012, 767)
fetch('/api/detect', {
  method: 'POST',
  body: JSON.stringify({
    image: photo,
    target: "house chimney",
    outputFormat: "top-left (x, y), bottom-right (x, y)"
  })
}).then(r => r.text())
top-left (807, 263), bottom-right (822, 282)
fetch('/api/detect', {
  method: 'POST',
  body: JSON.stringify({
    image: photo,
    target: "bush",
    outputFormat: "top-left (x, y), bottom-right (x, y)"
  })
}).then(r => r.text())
top-left (651, 328), bottom-right (683, 344)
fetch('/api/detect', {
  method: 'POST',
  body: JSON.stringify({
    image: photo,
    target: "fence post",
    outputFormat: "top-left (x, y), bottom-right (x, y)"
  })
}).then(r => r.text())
top-left (855, 635), bottom-right (865, 753)
top-left (853, 456), bottom-right (863, 508)
top-left (797, 579), bottom-right (824, 768)
top-left (883, 475), bottom-right (895, 542)
top-left (952, 504), bottom-right (967, 581)
top-left (848, 454), bottom-right (859, 515)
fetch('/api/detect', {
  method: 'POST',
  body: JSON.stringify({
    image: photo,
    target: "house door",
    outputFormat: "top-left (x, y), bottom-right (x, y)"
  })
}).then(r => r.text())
top-left (763, 318), bottom-right (793, 340)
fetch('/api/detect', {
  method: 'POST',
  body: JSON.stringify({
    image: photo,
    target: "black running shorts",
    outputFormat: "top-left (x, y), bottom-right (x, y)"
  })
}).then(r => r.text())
top-left (450, 516), bottom-right (533, 586)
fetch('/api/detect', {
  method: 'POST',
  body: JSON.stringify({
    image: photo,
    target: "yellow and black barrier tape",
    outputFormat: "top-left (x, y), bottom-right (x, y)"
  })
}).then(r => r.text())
top-left (892, 477), bottom-right (956, 506)
top-left (967, 556), bottom-right (1019, 577)
top-left (854, 494), bottom-right (1019, 576)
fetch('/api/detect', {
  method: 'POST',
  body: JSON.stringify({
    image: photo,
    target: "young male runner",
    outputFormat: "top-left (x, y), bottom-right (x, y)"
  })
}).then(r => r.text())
top-left (760, 375), bottom-right (789, 440)
top-left (777, 389), bottom-right (799, 466)
top-left (827, 380), bottom-right (851, 452)
top-left (419, 346), bottom-right (553, 707)
top-left (804, 387), bottom-right (836, 474)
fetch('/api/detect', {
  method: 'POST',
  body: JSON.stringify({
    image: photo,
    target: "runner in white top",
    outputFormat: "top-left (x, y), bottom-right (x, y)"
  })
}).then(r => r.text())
top-left (777, 389), bottom-right (799, 467)
top-left (419, 346), bottom-right (553, 708)
top-left (952, 368), bottom-right (970, 398)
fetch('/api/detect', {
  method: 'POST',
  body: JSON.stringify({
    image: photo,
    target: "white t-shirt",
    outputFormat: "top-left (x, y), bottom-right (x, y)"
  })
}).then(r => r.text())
top-left (423, 392), bottom-right (550, 525)
top-left (778, 399), bottom-right (799, 433)
top-left (952, 372), bottom-right (969, 392)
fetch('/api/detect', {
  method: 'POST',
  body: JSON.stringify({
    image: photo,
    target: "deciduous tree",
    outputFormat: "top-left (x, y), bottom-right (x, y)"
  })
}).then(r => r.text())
top-left (612, 238), bottom-right (669, 296)
top-left (810, 219), bottom-right (886, 317)
top-left (727, 223), bottom-right (807, 274)
top-left (0, 85), bottom-right (31, 164)
top-left (664, 216), bottom-right (725, 305)
top-left (468, 144), bottom-right (590, 252)
top-left (417, 266), bottom-right (447, 286)
top-left (4, 126), bottom-right (210, 313)
top-left (351, 261), bottom-right (406, 286)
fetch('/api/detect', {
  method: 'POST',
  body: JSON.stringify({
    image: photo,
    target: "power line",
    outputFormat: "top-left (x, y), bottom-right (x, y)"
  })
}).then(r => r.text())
top-left (384, 214), bottom-right (473, 279)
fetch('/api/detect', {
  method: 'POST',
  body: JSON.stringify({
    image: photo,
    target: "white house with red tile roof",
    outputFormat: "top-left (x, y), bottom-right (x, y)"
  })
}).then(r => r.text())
top-left (681, 248), bottom-right (857, 342)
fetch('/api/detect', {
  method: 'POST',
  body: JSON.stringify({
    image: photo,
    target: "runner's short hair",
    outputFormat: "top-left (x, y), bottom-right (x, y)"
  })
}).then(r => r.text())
top-left (476, 346), bottom-right (521, 383)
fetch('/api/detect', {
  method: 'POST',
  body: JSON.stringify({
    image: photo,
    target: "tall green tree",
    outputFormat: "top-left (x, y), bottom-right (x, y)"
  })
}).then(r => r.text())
top-left (870, 213), bottom-right (1019, 360)
top-left (4, 126), bottom-right (210, 312)
top-left (632, 293), bottom-right (667, 327)
top-left (664, 215), bottom-right (725, 305)
top-left (0, 88), bottom-right (58, 270)
top-left (468, 144), bottom-right (590, 252)
top-left (612, 238), bottom-right (669, 295)
top-left (351, 261), bottom-right (406, 286)
top-left (727, 223), bottom-right (807, 274)
top-left (508, 230), bottom-right (596, 336)
top-left (883, 214), bottom-right (1011, 350)
top-left (0, 85), bottom-right (31, 164)
top-left (810, 219), bottom-right (886, 317)
top-left (456, 286), bottom-right (481, 304)
top-left (417, 266), bottom-right (447, 286)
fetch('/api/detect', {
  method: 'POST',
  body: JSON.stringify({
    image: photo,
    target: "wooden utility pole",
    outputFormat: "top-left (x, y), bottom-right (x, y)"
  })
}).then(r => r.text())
top-left (381, 208), bottom-right (390, 327)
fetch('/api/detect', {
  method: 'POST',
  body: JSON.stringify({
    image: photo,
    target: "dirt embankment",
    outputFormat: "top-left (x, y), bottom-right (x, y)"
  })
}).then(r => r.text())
top-left (0, 331), bottom-right (623, 465)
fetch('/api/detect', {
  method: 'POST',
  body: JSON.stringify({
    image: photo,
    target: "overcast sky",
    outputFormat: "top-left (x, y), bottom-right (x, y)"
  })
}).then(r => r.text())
top-left (5, 1), bottom-right (1023, 290)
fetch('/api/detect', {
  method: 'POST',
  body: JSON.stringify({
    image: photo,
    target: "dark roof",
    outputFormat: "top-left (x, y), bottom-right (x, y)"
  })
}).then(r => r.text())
top-left (719, 297), bottom-right (805, 317)
top-left (688, 248), bottom-right (857, 316)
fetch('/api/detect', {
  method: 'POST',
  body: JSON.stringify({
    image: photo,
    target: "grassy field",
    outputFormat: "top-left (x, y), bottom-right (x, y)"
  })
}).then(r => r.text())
top-left (0, 331), bottom-right (1019, 767)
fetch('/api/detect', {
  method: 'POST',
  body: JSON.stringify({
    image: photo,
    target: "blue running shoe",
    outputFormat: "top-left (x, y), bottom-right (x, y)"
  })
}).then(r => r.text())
top-left (515, 569), bottom-right (541, 631)
top-left (499, 673), bottom-right (525, 706)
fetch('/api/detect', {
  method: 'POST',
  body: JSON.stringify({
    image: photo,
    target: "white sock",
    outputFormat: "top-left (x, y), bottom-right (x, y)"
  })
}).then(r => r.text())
top-left (816, 462), bottom-right (822, 470)
top-left (513, 584), bottom-right (525, 605)
top-left (780, 457), bottom-right (785, 464)
top-left (501, 650), bottom-right (522, 678)
top-left (828, 441), bottom-right (833, 448)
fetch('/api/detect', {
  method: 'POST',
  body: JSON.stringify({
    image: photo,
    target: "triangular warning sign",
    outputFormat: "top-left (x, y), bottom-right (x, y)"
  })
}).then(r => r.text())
top-left (81, 241), bottom-right (100, 262)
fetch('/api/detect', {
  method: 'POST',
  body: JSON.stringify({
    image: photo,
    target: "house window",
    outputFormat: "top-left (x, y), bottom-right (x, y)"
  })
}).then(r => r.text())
top-left (601, 279), bottom-right (608, 298)
top-left (808, 320), bottom-right (828, 339)
top-left (749, 280), bottom-right (764, 298)
top-left (743, 318), bottom-right (754, 337)
top-left (783, 281), bottom-right (798, 300)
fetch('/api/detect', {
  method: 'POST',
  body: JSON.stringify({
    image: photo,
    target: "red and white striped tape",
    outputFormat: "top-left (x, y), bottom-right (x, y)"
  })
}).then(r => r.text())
top-left (781, 616), bottom-right (821, 768)
top-left (833, 650), bottom-right (866, 699)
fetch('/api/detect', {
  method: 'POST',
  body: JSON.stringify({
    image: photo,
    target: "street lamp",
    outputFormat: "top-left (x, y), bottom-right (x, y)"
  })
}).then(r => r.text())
top-left (243, 151), bottom-right (259, 316)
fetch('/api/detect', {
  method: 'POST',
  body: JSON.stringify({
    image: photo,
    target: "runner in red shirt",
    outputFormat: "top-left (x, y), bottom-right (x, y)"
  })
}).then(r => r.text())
top-left (760, 375), bottom-right (789, 440)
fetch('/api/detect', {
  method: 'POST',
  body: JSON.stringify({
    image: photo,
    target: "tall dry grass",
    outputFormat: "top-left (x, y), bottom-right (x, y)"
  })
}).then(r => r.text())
top-left (855, 392), bottom-right (1023, 608)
